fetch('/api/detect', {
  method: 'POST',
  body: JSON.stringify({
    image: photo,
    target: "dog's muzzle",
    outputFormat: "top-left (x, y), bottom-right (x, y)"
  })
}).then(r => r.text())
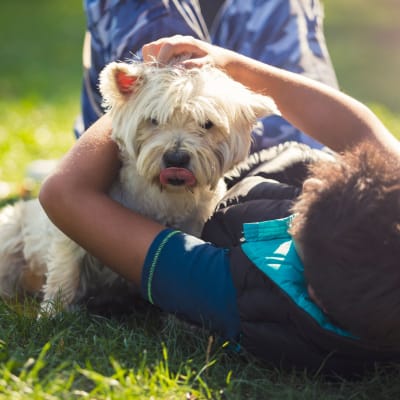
top-left (159, 167), bottom-right (196, 187)
top-left (160, 150), bottom-right (196, 187)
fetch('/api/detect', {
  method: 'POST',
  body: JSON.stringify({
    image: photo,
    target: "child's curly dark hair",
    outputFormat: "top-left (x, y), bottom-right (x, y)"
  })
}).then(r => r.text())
top-left (290, 141), bottom-right (400, 347)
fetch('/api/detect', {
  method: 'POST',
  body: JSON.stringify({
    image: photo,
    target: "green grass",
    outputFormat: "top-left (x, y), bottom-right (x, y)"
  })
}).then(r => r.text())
top-left (1, 1), bottom-right (400, 398)
top-left (1, 300), bottom-right (400, 399)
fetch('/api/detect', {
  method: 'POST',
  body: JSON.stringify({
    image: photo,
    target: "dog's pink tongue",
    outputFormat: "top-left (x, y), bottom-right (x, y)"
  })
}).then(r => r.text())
top-left (159, 167), bottom-right (196, 187)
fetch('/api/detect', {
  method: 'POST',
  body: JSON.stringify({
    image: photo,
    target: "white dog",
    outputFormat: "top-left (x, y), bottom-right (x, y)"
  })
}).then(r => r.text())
top-left (0, 61), bottom-right (278, 313)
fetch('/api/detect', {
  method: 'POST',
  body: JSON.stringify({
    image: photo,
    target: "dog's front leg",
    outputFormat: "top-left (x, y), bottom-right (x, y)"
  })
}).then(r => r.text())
top-left (40, 231), bottom-right (85, 316)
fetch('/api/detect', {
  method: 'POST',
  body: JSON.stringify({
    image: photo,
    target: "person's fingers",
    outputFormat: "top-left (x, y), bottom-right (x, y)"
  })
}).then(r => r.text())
top-left (142, 35), bottom-right (208, 65)
top-left (180, 56), bottom-right (213, 69)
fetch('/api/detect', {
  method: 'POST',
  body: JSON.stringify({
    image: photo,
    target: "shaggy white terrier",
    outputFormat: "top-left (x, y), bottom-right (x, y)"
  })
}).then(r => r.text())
top-left (0, 60), bottom-right (278, 313)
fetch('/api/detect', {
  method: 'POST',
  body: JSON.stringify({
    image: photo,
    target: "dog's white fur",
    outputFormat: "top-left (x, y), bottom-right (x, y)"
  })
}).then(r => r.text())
top-left (0, 61), bottom-right (278, 313)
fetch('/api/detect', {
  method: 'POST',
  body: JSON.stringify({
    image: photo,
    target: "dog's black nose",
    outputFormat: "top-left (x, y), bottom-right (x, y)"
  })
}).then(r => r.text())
top-left (163, 150), bottom-right (190, 168)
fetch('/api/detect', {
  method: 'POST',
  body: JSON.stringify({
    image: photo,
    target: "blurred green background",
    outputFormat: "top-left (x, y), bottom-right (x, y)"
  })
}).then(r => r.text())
top-left (0, 0), bottom-right (399, 190)
top-left (324, 0), bottom-right (400, 114)
top-left (0, 0), bottom-right (84, 191)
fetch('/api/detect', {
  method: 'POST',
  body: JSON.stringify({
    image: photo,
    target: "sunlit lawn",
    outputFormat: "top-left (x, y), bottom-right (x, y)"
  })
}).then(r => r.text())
top-left (0, 1), bottom-right (400, 398)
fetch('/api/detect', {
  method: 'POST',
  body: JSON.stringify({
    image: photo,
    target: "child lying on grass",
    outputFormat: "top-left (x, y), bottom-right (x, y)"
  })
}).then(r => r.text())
top-left (39, 36), bottom-right (400, 375)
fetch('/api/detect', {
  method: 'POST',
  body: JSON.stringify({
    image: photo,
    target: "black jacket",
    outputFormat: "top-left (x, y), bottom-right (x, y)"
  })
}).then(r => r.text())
top-left (202, 142), bottom-right (400, 376)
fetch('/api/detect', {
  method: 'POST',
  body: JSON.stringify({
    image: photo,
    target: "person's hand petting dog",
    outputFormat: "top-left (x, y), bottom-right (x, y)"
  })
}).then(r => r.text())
top-left (143, 35), bottom-right (400, 159)
top-left (143, 35), bottom-right (223, 69)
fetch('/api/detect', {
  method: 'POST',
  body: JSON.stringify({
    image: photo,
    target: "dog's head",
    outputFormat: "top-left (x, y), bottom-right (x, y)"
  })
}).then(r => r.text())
top-left (99, 61), bottom-right (279, 190)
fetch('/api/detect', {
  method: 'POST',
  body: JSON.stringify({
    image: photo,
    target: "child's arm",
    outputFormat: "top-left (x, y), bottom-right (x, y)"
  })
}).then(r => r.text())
top-left (39, 115), bottom-right (165, 285)
top-left (143, 35), bottom-right (400, 158)
top-left (40, 35), bottom-right (399, 288)
top-left (39, 115), bottom-right (240, 337)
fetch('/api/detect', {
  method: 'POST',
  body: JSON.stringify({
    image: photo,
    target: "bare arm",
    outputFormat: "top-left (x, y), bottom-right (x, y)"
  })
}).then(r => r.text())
top-left (40, 35), bottom-right (399, 286)
top-left (143, 35), bottom-right (400, 157)
top-left (39, 115), bottom-right (164, 285)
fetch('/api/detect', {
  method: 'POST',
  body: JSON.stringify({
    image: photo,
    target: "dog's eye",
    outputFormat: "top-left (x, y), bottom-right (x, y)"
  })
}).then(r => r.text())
top-left (150, 118), bottom-right (158, 126)
top-left (201, 120), bottom-right (214, 130)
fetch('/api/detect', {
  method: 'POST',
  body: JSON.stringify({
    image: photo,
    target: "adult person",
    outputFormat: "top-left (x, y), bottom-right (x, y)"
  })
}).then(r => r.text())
top-left (77, 0), bottom-right (338, 150)
top-left (40, 37), bottom-right (400, 374)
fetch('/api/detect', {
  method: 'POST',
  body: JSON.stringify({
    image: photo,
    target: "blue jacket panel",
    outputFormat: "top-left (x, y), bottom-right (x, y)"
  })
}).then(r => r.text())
top-left (202, 142), bottom-right (400, 376)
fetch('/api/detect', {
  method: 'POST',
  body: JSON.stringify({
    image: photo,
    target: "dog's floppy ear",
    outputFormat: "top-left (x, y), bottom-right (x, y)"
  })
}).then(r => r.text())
top-left (99, 62), bottom-right (143, 110)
